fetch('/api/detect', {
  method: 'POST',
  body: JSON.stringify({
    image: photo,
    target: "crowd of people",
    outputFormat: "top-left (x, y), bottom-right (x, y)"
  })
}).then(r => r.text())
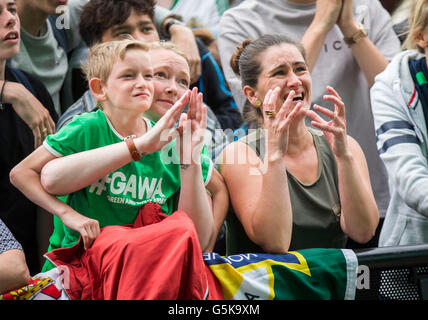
top-left (1, 0), bottom-right (428, 299)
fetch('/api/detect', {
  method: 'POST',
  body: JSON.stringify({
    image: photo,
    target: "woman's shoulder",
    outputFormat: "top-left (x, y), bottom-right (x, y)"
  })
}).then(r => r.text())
top-left (221, 139), bottom-right (250, 157)
top-left (218, 132), bottom-right (262, 169)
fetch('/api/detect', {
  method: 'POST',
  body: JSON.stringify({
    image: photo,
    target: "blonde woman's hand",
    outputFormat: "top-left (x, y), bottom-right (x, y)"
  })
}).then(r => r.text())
top-left (136, 90), bottom-right (191, 154)
top-left (176, 87), bottom-right (207, 166)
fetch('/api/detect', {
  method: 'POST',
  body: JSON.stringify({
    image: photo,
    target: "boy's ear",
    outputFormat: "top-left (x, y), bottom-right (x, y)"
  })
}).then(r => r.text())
top-left (89, 78), bottom-right (107, 102)
top-left (243, 85), bottom-right (262, 109)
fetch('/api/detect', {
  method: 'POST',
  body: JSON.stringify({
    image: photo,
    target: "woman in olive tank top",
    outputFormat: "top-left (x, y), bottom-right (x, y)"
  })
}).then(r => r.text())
top-left (218, 34), bottom-right (379, 255)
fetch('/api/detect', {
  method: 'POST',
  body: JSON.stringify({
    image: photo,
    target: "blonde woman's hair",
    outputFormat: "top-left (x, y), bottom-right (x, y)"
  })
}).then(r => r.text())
top-left (402, 0), bottom-right (428, 52)
top-left (82, 39), bottom-right (150, 82)
top-left (148, 41), bottom-right (189, 65)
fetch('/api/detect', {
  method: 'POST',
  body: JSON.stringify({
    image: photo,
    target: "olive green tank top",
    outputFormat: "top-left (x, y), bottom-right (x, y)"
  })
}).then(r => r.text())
top-left (226, 128), bottom-right (347, 255)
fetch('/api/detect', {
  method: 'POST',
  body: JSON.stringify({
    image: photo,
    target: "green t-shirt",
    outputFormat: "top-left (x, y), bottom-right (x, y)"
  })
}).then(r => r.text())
top-left (43, 109), bottom-right (213, 249)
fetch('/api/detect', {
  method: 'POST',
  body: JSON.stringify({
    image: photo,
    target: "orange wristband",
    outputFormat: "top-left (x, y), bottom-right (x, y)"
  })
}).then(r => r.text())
top-left (125, 136), bottom-right (141, 161)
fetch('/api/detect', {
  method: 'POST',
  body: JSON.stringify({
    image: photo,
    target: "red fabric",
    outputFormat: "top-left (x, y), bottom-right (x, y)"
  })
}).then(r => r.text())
top-left (45, 203), bottom-right (211, 300)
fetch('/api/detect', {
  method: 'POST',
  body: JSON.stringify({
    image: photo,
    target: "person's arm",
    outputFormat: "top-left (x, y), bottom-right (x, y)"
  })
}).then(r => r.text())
top-left (220, 141), bottom-right (292, 253)
top-left (11, 92), bottom-right (190, 250)
top-left (307, 86), bottom-right (379, 243)
top-left (336, 0), bottom-right (389, 87)
top-left (337, 137), bottom-right (379, 242)
top-left (0, 250), bottom-right (30, 294)
top-left (205, 168), bottom-right (229, 252)
top-left (153, 5), bottom-right (176, 35)
top-left (178, 162), bottom-right (213, 251)
top-left (219, 88), bottom-right (304, 253)
top-left (2, 80), bottom-right (56, 147)
top-left (155, 5), bottom-right (201, 84)
top-left (0, 220), bottom-right (30, 294)
top-left (39, 91), bottom-right (190, 196)
top-left (300, 0), bottom-right (342, 72)
top-left (9, 146), bottom-right (101, 250)
top-left (197, 39), bottom-right (243, 130)
top-left (176, 88), bottom-right (214, 251)
top-left (302, 0), bottom-right (392, 87)
top-left (217, 12), bottom-right (251, 111)
top-left (167, 21), bottom-right (201, 84)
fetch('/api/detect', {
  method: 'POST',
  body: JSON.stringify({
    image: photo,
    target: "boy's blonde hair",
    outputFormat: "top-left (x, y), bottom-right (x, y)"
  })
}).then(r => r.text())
top-left (403, 0), bottom-right (428, 52)
top-left (82, 39), bottom-right (150, 82)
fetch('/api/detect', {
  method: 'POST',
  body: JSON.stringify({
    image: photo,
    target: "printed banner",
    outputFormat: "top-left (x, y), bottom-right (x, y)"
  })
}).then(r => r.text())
top-left (203, 248), bottom-right (357, 300)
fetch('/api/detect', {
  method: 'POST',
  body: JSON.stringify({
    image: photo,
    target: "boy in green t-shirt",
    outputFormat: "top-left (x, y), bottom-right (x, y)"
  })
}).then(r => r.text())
top-left (11, 39), bottom-right (217, 257)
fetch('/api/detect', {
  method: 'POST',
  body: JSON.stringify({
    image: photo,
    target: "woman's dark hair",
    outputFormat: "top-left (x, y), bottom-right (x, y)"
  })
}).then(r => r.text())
top-left (230, 34), bottom-right (306, 125)
top-left (79, 0), bottom-right (156, 47)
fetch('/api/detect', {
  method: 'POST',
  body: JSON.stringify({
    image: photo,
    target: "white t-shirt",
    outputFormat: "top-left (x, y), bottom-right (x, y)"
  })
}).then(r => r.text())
top-left (164, 0), bottom-right (228, 38)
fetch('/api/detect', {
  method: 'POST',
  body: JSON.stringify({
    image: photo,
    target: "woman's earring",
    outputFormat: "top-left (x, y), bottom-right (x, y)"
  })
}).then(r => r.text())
top-left (255, 100), bottom-right (262, 107)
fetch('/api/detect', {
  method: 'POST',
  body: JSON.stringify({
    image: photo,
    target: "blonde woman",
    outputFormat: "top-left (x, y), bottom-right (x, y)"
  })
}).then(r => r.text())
top-left (371, 0), bottom-right (428, 247)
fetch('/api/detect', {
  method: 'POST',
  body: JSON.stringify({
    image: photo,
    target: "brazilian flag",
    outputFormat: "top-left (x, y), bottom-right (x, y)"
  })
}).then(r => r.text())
top-left (203, 248), bottom-right (357, 300)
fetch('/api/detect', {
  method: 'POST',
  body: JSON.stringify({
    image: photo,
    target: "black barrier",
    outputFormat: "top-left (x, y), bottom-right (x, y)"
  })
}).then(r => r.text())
top-left (354, 244), bottom-right (428, 300)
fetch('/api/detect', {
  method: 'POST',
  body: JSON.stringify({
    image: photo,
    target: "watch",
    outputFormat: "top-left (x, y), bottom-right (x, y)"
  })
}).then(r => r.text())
top-left (163, 18), bottom-right (185, 39)
top-left (343, 24), bottom-right (368, 46)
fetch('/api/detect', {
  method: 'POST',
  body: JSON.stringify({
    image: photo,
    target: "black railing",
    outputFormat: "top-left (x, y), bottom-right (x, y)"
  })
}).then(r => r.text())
top-left (354, 244), bottom-right (428, 300)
